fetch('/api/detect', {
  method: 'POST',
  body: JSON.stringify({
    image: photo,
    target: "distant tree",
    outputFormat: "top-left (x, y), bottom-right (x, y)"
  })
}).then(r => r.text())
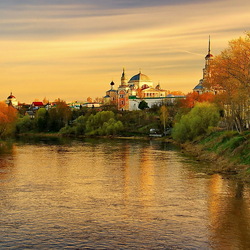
top-left (0, 102), bottom-right (17, 138)
top-left (138, 100), bottom-right (149, 110)
top-left (35, 108), bottom-right (49, 132)
top-left (206, 33), bottom-right (250, 132)
top-left (169, 90), bottom-right (185, 96)
top-left (94, 97), bottom-right (103, 103)
top-left (180, 92), bottom-right (215, 108)
top-left (87, 97), bottom-right (93, 103)
top-left (42, 97), bottom-right (49, 105)
top-left (85, 111), bottom-right (123, 136)
top-left (16, 115), bottom-right (34, 133)
top-left (48, 100), bottom-right (72, 132)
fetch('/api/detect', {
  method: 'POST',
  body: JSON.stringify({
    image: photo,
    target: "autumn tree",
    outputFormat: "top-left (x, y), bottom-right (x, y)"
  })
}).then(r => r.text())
top-left (159, 105), bottom-right (169, 132)
top-left (0, 102), bottom-right (18, 138)
top-left (87, 97), bottom-right (93, 103)
top-left (168, 90), bottom-right (185, 96)
top-left (206, 33), bottom-right (250, 132)
top-left (180, 92), bottom-right (215, 108)
top-left (43, 97), bottom-right (49, 105)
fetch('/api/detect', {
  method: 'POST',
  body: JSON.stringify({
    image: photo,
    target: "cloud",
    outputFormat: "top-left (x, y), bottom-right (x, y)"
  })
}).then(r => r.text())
top-left (0, 0), bottom-right (213, 10)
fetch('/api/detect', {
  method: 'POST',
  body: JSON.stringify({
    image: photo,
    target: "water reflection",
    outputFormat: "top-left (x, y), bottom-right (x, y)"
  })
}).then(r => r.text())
top-left (0, 142), bottom-right (15, 182)
top-left (208, 175), bottom-right (250, 249)
top-left (0, 139), bottom-right (249, 249)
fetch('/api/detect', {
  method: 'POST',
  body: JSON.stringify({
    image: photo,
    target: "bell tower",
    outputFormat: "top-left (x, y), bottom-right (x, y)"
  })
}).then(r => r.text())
top-left (203, 36), bottom-right (213, 80)
top-left (121, 68), bottom-right (128, 86)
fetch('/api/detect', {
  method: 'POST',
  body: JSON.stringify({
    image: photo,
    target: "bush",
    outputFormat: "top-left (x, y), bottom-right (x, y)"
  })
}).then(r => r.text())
top-left (85, 111), bottom-right (124, 136)
top-left (16, 115), bottom-right (34, 133)
top-left (59, 126), bottom-right (76, 136)
top-left (172, 102), bottom-right (220, 142)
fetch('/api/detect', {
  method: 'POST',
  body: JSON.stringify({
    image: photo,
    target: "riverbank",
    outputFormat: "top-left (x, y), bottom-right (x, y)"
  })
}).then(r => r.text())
top-left (178, 131), bottom-right (250, 182)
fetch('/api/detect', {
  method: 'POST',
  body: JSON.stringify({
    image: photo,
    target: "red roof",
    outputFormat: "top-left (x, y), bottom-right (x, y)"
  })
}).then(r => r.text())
top-left (32, 102), bottom-right (44, 106)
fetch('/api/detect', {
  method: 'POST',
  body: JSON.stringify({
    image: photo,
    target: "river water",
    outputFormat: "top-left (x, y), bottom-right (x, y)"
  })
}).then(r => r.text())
top-left (0, 138), bottom-right (249, 249)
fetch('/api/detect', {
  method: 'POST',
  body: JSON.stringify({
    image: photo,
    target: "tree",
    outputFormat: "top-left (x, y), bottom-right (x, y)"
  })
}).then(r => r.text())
top-left (138, 100), bottom-right (149, 110)
top-left (43, 97), bottom-right (49, 105)
top-left (169, 90), bottom-right (185, 96)
top-left (0, 102), bottom-right (17, 138)
top-left (16, 115), bottom-right (34, 133)
top-left (85, 111), bottom-right (123, 135)
top-left (172, 102), bottom-right (220, 142)
top-left (206, 33), bottom-right (250, 132)
top-left (35, 108), bottom-right (49, 132)
top-left (48, 100), bottom-right (72, 132)
top-left (159, 105), bottom-right (169, 132)
top-left (87, 97), bottom-right (93, 103)
top-left (180, 92), bottom-right (215, 108)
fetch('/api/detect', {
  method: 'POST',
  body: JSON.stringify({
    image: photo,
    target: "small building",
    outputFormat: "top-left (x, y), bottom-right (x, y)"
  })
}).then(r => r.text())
top-left (82, 103), bottom-right (101, 108)
top-left (31, 102), bottom-right (44, 110)
top-left (5, 92), bottom-right (18, 107)
top-left (129, 95), bottom-right (185, 111)
top-left (103, 81), bottom-right (118, 105)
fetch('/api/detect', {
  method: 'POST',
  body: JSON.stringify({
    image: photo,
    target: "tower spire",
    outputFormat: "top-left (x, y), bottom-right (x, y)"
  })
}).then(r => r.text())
top-left (208, 35), bottom-right (211, 54)
top-left (121, 67), bottom-right (127, 86)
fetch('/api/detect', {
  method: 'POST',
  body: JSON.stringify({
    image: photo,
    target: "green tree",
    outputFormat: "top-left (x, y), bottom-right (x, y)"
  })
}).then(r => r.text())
top-left (172, 102), bottom-right (220, 142)
top-left (85, 111), bottom-right (123, 136)
top-left (48, 100), bottom-right (72, 132)
top-left (35, 108), bottom-right (48, 132)
top-left (138, 100), bottom-right (149, 110)
top-left (16, 115), bottom-right (34, 133)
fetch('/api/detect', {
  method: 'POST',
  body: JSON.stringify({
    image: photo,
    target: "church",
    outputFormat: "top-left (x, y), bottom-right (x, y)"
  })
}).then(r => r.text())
top-left (5, 92), bottom-right (18, 107)
top-left (193, 37), bottom-right (222, 95)
top-left (104, 69), bottom-right (185, 111)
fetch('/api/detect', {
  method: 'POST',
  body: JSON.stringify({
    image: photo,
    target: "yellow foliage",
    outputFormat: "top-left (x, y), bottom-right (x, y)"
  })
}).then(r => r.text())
top-left (0, 102), bottom-right (18, 138)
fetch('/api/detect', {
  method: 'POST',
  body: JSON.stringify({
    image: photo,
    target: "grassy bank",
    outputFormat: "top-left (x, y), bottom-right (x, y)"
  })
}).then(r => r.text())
top-left (180, 131), bottom-right (250, 182)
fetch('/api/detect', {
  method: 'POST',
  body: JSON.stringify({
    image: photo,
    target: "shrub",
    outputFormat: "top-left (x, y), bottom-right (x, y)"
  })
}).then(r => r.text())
top-left (172, 102), bottom-right (220, 142)
top-left (16, 115), bottom-right (34, 133)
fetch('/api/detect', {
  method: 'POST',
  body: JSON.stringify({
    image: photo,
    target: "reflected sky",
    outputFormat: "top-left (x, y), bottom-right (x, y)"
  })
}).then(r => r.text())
top-left (0, 140), bottom-right (250, 249)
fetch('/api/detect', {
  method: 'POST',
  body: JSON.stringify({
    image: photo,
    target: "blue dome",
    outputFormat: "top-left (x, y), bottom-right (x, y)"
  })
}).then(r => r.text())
top-left (194, 85), bottom-right (203, 90)
top-left (129, 72), bottom-right (151, 83)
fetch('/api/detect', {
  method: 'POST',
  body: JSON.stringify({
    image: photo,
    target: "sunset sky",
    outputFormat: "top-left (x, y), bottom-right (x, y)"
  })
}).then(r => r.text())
top-left (1, 0), bottom-right (249, 103)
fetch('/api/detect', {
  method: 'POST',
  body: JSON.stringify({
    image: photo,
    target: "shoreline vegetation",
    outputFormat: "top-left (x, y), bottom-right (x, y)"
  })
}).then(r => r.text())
top-left (179, 131), bottom-right (250, 183)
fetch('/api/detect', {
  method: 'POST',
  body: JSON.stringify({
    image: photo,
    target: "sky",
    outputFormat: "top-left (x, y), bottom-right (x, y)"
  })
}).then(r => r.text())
top-left (0, 0), bottom-right (249, 103)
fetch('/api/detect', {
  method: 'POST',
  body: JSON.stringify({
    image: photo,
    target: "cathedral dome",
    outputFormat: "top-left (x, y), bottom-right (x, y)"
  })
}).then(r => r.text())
top-left (129, 72), bottom-right (151, 83)
top-left (128, 72), bottom-right (153, 89)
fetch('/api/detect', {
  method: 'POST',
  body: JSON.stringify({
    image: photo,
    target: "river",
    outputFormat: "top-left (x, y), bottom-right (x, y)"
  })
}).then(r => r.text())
top-left (0, 138), bottom-right (249, 249)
